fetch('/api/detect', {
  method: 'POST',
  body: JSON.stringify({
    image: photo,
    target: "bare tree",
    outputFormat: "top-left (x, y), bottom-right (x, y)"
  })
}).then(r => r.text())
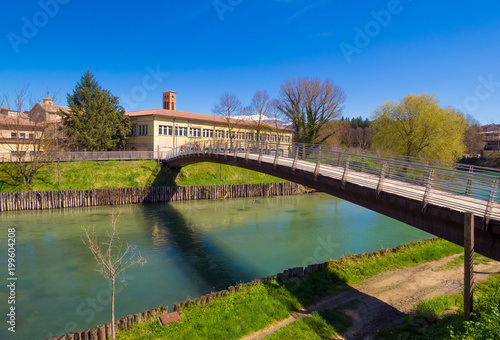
top-left (245, 90), bottom-right (272, 144)
top-left (211, 92), bottom-right (243, 148)
top-left (0, 92), bottom-right (8, 108)
top-left (268, 98), bottom-right (289, 143)
top-left (81, 212), bottom-right (146, 340)
top-left (276, 78), bottom-right (345, 144)
top-left (463, 114), bottom-right (485, 155)
top-left (355, 126), bottom-right (374, 149)
top-left (41, 88), bottom-right (60, 103)
top-left (320, 119), bottom-right (352, 147)
top-left (3, 85), bottom-right (56, 185)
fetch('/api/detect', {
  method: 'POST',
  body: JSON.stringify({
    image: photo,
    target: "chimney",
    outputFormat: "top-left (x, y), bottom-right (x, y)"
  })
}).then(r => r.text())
top-left (43, 97), bottom-right (54, 105)
top-left (162, 91), bottom-right (177, 110)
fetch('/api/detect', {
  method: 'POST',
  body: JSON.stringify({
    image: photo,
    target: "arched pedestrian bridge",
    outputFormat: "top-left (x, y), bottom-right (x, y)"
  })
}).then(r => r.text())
top-left (165, 141), bottom-right (500, 261)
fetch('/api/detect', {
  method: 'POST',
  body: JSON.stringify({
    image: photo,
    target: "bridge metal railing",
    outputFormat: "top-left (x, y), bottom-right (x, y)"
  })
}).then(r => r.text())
top-left (166, 140), bottom-right (500, 224)
top-left (1, 151), bottom-right (168, 163)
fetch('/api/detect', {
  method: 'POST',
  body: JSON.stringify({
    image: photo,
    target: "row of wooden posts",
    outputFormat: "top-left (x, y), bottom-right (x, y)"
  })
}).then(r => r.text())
top-left (0, 182), bottom-right (301, 212)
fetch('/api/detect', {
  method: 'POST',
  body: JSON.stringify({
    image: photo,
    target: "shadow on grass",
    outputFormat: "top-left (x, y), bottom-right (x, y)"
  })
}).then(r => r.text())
top-left (150, 165), bottom-right (178, 187)
top-left (0, 163), bottom-right (23, 191)
top-left (0, 162), bottom-right (57, 191)
top-left (377, 312), bottom-right (464, 340)
top-left (273, 269), bottom-right (407, 339)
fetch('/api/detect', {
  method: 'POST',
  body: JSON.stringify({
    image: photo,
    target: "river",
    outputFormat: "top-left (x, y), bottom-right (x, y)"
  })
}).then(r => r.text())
top-left (0, 193), bottom-right (432, 339)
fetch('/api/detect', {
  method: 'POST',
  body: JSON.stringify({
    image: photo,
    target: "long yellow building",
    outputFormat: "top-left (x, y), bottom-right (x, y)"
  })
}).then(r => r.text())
top-left (125, 91), bottom-right (292, 152)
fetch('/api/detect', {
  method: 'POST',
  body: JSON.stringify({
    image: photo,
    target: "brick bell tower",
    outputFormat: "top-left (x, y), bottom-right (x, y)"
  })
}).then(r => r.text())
top-left (163, 91), bottom-right (177, 110)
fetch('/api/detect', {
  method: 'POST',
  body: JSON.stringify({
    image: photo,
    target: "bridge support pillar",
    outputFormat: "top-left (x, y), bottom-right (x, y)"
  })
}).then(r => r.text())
top-left (464, 212), bottom-right (474, 321)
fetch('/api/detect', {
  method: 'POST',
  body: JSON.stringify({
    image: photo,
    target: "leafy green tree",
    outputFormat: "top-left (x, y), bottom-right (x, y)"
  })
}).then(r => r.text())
top-left (371, 94), bottom-right (467, 162)
top-left (276, 78), bottom-right (345, 144)
top-left (62, 71), bottom-right (131, 151)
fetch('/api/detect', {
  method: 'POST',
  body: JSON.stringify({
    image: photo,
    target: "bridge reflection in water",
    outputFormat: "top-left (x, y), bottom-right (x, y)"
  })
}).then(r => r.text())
top-left (165, 141), bottom-right (500, 261)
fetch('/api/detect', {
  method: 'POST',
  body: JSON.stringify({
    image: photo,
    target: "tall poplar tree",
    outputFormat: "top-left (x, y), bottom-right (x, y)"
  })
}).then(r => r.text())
top-left (62, 70), bottom-right (131, 151)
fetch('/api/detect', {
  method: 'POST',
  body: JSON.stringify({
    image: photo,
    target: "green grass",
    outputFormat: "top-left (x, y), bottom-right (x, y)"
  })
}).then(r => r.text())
top-left (377, 268), bottom-right (500, 339)
top-left (331, 239), bottom-right (463, 286)
top-left (0, 161), bottom-right (287, 192)
top-left (115, 239), bottom-right (464, 340)
top-left (0, 160), bottom-right (173, 191)
top-left (441, 253), bottom-right (493, 270)
top-left (280, 239), bottom-right (462, 308)
top-left (175, 162), bottom-right (287, 186)
top-left (266, 302), bottom-right (356, 340)
top-left (117, 281), bottom-right (301, 340)
top-left (416, 295), bottom-right (463, 320)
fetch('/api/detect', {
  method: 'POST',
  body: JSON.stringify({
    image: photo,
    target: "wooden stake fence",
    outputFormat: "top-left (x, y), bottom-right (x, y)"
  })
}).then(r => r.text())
top-left (0, 183), bottom-right (300, 212)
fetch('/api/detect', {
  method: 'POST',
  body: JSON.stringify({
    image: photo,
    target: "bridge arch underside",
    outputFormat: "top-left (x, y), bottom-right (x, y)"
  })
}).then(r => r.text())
top-left (166, 154), bottom-right (500, 261)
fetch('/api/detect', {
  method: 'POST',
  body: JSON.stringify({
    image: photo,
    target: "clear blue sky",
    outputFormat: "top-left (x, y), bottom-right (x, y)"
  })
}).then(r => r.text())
top-left (1, 0), bottom-right (500, 124)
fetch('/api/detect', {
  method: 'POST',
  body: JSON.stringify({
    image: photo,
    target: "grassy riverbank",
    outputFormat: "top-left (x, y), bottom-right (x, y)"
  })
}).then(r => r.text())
top-left (379, 256), bottom-right (500, 339)
top-left (116, 239), bottom-right (463, 340)
top-left (0, 161), bottom-right (286, 192)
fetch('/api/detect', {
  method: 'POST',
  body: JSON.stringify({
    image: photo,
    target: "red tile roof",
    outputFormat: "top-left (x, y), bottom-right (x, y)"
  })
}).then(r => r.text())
top-left (126, 109), bottom-right (225, 124)
top-left (0, 114), bottom-right (35, 126)
top-left (34, 103), bottom-right (71, 114)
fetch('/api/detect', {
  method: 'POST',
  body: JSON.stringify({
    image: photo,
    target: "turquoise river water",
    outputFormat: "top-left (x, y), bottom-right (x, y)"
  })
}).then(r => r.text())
top-left (0, 193), bottom-right (432, 339)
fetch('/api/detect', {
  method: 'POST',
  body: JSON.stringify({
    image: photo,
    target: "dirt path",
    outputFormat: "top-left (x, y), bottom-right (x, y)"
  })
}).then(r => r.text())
top-left (241, 254), bottom-right (500, 340)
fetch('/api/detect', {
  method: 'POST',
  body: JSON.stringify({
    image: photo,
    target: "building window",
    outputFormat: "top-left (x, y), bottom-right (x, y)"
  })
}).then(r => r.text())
top-left (215, 130), bottom-right (224, 139)
top-left (175, 126), bottom-right (187, 136)
top-left (284, 136), bottom-right (290, 143)
top-left (137, 125), bottom-right (148, 135)
top-left (237, 132), bottom-right (245, 140)
top-left (159, 125), bottom-right (172, 136)
top-left (246, 132), bottom-right (254, 141)
top-left (203, 129), bottom-right (213, 138)
top-left (11, 132), bottom-right (17, 138)
top-left (271, 134), bottom-right (277, 142)
top-left (10, 151), bottom-right (26, 158)
top-left (29, 133), bottom-right (34, 138)
top-left (226, 131), bottom-right (235, 139)
top-left (189, 128), bottom-right (201, 138)
top-left (20, 133), bottom-right (26, 138)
